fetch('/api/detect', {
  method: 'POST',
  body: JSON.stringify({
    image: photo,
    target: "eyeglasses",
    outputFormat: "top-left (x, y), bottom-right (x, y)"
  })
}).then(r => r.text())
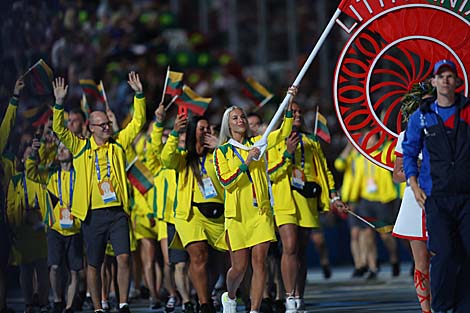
top-left (90, 122), bottom-right (112, 130)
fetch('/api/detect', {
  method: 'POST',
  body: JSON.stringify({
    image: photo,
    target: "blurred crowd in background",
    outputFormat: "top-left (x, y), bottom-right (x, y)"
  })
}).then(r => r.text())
top-left (0, 0), bottom-right (349, 183)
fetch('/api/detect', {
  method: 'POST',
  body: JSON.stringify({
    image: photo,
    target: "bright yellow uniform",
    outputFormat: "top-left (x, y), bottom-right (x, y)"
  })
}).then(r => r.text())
top-left (25, 157), bottom-right (81, 236)
top-left (160, 128), bottom-right (225, 249)
top-left (7, 173), bottom-right (47, 265)
top-left (213, 113), bottom-right (293, 251)
top-left (334, 150), bottom-right (362, 203)
top-left (52, 94), bottom-right (146, 220)
top-left (269, 133), bottom-right (336, 228)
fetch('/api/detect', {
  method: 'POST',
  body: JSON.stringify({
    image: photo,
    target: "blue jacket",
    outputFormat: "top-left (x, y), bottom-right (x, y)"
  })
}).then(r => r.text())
top-left (403, 94), bottom-right (470, 196)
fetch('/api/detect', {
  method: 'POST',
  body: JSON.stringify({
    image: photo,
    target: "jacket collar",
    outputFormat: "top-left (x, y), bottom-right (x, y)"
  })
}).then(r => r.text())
top-left (90, 136), bottom-right (110, 151)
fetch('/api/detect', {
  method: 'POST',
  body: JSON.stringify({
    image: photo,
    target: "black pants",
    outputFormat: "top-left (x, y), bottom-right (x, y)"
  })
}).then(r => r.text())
top-left (426, 195), bottom-right (470, 313)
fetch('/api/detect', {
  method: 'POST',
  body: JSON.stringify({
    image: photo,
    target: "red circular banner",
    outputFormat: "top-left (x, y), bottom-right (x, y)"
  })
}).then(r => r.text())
top-left (334, 3), bottom-right (470, 170)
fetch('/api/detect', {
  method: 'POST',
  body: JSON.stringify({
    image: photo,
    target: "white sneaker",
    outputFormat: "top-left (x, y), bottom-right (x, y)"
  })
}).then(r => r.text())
top-left (295, 297), bottom-right (305, 313)
top-left (285, 296), bottom-right (297, 313)
top-left (221, 292), bottom-right (237, 313)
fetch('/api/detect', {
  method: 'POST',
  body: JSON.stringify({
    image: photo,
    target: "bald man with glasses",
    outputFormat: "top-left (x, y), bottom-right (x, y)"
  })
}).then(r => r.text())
top-left (52, 73), bottom-right (146, 313)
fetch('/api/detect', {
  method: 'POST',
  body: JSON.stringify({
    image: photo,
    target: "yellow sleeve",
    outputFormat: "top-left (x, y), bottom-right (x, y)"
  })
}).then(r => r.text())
top-left (160, 131), bottom-right (185, 171)
top-left (6, 179), bottom-right (17, 226)
top-left (52, 104), bottom-right (86, 156)
top-left (115, 94), bottom-right (146, 149)
top-left (25, 156), bottom-right (49, 184)
top-left (0, 99), bottom-right (18, 153)
top-left (266, 113), bottom-right (293, 149)
top-left (268, 148), bottom-right (293, 183)
top-left (213, 145), bottom-right (248, 192)
top-left (314, 141), bottom-right (336, 192)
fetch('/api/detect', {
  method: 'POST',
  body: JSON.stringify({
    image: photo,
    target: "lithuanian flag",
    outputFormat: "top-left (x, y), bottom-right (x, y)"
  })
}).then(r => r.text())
top-left (126, 157), bottom-right (154, 195)
top-left (175, 85), bottom-right (211, 116)
top-left (164, 70), bottom-right (184, 96)
top-left (22, 105), bottom-right (52, 127)
top-left (314, 109), bottom-right (331, 144)
top-left (79, 79), bottom-right (104, 104)
top-left (80, 94), bottom-right (91, 120)
top-left (242, 77), bottom-right (273, 108)
top-left (25, 59), bottom-right (54, 96)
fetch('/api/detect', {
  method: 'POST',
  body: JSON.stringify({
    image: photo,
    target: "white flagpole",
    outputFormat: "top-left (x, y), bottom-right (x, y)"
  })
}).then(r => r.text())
top-left (99, 80), bottom-right (109, 108)
top-left (19, 59), bottom-right (43, 79)
top-left (164, 95), bottom-right (179, 112)
top-left (347, 210), bottom-right (376, 230)
top-left (161, 66), bottom-right (170, 103)
top-left (252, 8), bottom-right (343, 156)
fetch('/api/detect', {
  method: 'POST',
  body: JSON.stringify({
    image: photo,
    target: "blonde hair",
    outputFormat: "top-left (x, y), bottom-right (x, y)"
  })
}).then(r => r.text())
top-left (218, 106), bottom-right (247, 145)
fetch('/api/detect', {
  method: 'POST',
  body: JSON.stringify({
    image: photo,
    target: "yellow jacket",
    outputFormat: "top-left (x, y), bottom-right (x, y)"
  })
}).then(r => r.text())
top-left (25, 157), bottom-right (81, 235)
top-left (145, 122), bottom-right (176, 222)
top-left (1, 98), bottom-right (18, 200)
top-left (334, 150), bottom-right (362, 203)
top-left (161, 129), bottom-right (224, 221)
top-left (356, 156), bottom-right (397, 203)
top-left (268, 133), bottom-right (336, 212)
top-left (52, 94), bottom-right (146, 220)
top-left (7, 172), bottom-right (47, 228)
top-left (214, 114), bottom-right (293, 217)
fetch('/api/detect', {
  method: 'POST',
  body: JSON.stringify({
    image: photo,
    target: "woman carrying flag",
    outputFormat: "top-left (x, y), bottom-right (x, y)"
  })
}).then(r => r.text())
top-left (213, 86), bottom-right (297, 313)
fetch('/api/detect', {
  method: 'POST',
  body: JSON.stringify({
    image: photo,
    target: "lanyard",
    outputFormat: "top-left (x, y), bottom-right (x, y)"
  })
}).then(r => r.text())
top-left (292, 133), bottom-right (305, 169)
top-left (199, 154), bottom-right (207, 175)
top-left (231, 146), bottom-right (253, 183)
top-left (95, 151), bottom-right (111, 181)
top-left (231, 145), bottom-right (257, 205)
top-left (58, 168), bottom-right (74, 207)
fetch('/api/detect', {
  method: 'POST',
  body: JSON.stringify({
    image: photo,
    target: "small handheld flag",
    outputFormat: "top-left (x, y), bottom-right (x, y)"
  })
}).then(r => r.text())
top-left (314, 107), bottom-right (331, 143)
top-left (347, 210), bottom-right (394, 234)
top-left (175, 85), bottom-right (211, 116)
top-left (79, 79), bottom-right (105, 104)
top-left (80, 94), bottom-right (91, 120)
top-left (162, 67), bottom-right (184, 102)
top-left (126, 157), bottom-right (154, 195)
top-left (22, 105), bottom-right (52, 127)
top-left (242, 77), bottom-right (273, 108)
top-left (22, 59), bottom-right (54, 96)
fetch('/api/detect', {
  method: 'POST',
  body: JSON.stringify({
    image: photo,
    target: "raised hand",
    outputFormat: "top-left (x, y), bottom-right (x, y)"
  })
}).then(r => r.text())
top-left (287, 85), bottom-right (298, 111)
top-left (173, 113), bottom-right (188, 133)
top-left (13, 79), bottom-right (25, 96)
top-left (155, 101), bottom-right (165, 123)
top-left (128, 71), bottom-right (143, 93)
top-left (52, 77), bottom-right (68, 105)
top-left (203, 133), bottom-right (218, 149)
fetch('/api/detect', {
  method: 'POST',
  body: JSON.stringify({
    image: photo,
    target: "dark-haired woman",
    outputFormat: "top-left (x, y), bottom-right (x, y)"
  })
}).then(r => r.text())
top-left (160, 113), bottom-right (224, 313)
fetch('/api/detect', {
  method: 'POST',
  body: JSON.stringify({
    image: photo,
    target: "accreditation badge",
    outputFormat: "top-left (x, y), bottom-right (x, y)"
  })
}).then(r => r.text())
top-left (98, 179), bottom-right (118, 203)
top-left (199, 176), bottom-right (217, 199)
top-left (291, 167), bottom-right (306, 189)
top-left (366, 177), bottom-right (378, 193)
top-left (60, 207), bottom-right (73, 229)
